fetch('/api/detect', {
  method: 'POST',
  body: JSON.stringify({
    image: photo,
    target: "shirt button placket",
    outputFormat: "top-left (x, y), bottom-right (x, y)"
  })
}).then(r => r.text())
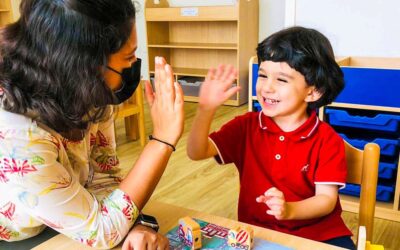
top-left (275, 135), bottom-right (284, 161)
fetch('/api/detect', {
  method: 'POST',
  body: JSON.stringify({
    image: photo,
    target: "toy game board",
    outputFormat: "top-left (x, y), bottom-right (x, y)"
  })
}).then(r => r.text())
top-left (166, 218), bottom-right (293, 250)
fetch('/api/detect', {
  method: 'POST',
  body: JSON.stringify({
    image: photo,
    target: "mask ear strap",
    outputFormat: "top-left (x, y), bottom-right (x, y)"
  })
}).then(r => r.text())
top-left (106, 66), bottom-right (122, 75)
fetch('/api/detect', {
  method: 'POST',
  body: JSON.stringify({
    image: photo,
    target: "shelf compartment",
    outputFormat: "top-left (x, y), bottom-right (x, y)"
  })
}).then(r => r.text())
top-left (326, 108), bottom-right (400, 134)
top-left (334, 57), bottom-right (400, 109)
top-left (178, 76), bottom-right (203, 98)
top-left (177, 76), bottom-right (237, 101)
top-left (150, 67), bottom-right (208, 77)
top-left (148, 48), bottom-right (237, 77)
top-left (148, 42), bottom-right (238, 50)
top-left (253, 101), bottom-right (261, 112)
top-left (339, 133), bottom-right (400, 157)
top-left (183, 96), bottom-right (238, 106)
top-left (379, 161), bottom-right (398, 179)
top-left (147, 21), bottom-right (238, 46)
top-left (146, 6), bottom-right (238, 21)
top-left (340, 183), bottom-right (395, 202)
top-left (170, 48), bottom-right (237, 71)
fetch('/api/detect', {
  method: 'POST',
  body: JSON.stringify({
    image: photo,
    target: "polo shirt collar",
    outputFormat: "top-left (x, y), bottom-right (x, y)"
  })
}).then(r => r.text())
top-left (258, 111), bottom-right (320, 141)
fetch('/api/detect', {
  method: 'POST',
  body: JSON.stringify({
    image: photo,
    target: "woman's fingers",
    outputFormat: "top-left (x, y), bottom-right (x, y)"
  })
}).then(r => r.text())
top-left (174, 81), bottom-right (184, 108)
top-left (144, 80), bottom-right (155, 107)
top-left (162, 64), bottom-right (175, 105)
top-left (154, 57), bottom-right (162, 98)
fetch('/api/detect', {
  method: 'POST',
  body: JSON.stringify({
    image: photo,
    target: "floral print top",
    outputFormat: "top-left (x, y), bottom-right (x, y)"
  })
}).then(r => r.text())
top-left (0, 107), bottom-right (138, 249)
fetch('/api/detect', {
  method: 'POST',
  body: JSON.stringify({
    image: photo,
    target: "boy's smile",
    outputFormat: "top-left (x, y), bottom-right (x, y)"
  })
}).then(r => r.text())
top-left (256, 60), bottom-right (321, 131)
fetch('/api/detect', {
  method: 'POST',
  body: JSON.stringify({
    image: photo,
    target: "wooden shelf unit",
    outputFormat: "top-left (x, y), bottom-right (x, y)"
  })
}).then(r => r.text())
top-left (145, 0), bottom-right (259, 106)
top-left (320, 57), bottom-right (400, 222)
top-left (0, 0), bottom-right (11, 27)
top-left (0, 0), bottom-right (19, 27)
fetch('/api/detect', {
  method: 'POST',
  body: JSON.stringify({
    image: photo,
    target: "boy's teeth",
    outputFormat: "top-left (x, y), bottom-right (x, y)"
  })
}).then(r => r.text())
top-left (265, 98), bottom-right (278, 104)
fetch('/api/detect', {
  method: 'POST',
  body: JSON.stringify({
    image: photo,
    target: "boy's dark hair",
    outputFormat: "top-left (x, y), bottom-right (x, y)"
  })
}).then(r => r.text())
top-left (256, 26), bottom-right (344, 110)
top-left (0, 0), bottom-right (136, 133)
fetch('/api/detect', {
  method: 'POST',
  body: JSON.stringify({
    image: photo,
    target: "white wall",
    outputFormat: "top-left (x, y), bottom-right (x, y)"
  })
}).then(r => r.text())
top-left (135, 0), bottom-right (286, 79)
top-left (286, 0), bottom-right (400, 58)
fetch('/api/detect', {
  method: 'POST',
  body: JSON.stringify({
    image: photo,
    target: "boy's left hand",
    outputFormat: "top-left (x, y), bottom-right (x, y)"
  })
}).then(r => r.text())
top-left (256, 187), bottom-right (289, 220)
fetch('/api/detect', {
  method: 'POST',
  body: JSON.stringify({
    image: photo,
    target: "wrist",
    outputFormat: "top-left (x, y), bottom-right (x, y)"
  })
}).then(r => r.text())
top-left (134, 213), bottom-right (159, 232)
top-left (198, 103), bottom-right (218, 113)
top-left (149, 135), bottom-right (176, 152)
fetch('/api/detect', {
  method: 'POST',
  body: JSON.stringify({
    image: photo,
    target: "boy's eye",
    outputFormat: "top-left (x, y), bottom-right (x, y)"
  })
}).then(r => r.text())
top-left (277, 78), bottom-right (288, 83)
top-left (258, 73), bottom-right (268, 78)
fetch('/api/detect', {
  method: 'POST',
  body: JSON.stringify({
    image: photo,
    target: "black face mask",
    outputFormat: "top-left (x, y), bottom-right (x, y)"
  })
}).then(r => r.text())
top-left (107, 58), bottom-right (141, 104)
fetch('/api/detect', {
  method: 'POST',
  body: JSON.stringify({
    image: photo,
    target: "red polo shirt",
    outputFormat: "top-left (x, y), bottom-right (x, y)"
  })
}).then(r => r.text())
top-left (209, 111), bottom-right (352, 241)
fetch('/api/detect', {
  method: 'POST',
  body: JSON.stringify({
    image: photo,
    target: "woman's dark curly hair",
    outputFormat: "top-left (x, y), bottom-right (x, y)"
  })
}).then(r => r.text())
top-left (0, 0), bottom-right (136, 133)
top-left (256, 26), bottom-right (344, 110)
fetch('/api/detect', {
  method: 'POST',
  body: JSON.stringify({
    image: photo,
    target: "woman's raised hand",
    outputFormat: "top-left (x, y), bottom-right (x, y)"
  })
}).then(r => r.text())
top-left (144, 56), bottom-right (184, 147)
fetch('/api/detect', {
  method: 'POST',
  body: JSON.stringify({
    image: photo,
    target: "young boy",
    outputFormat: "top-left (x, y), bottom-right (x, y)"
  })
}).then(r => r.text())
top-left (187, 26), bottom-right (355, 250)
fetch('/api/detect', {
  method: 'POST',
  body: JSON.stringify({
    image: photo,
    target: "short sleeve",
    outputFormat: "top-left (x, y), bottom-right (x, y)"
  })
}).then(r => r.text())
top-left (314, 129), bottom-right (347, 189)
top-left (208, 114), bottom-right (248, 167)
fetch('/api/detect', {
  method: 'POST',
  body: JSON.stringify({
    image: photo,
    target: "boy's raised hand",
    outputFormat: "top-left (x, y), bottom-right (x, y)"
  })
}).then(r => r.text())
top-left (256, 187), bottom-right (289, 220)
top-left (199, 64), bottom-right (239, 110)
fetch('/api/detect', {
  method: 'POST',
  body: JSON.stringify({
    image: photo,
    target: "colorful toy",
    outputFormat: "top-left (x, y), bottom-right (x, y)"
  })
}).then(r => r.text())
top-left (178, 216), bottom-right (202, 249)
top-left (227, 226), bottom-right (254, 250)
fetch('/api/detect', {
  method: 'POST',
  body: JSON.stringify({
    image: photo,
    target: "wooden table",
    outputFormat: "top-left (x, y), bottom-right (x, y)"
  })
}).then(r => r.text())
top-left (32, 200), bottom-right (346, 250)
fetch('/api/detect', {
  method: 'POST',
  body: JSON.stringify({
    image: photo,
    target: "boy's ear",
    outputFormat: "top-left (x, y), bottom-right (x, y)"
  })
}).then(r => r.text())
top-left (305, 87), bottom-right (322, 103)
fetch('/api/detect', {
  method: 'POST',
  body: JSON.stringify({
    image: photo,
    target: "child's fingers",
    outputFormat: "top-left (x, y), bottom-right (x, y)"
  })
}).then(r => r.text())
top-left (224, 86), bottom-right (240, 100)
top-left (265, 197), bottom-right (285, 208)
top-left (256, 196), bottom-right (267, 203)
top-left (215, 64), bottom-right (225, 80)
top-left (205, 67), bottom-right (216, 82)
top-left (267, 207), bottom-right (284, 217)
top-left (221, 71), bottom-right (237, 92)
top-left (265, 187), bottom-right (283, 198)
top-left (221, 65), bottom-right (235, 81)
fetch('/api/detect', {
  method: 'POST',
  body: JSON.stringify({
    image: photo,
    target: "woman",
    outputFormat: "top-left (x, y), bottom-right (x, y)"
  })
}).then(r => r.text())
top-left (0, 0), bottom-right (184, 249)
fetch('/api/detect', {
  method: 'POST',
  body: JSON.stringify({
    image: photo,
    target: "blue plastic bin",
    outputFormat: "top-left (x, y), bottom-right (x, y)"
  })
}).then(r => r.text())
top-left (251, 63), bottom-right (259, 96)
top-left (326, 109), bottom-right (400, 133)
top-left (339, 133), bottom-right (400, 157)
top-left (336, 67), bottom-right (400, 108)
top-left (379, 162), bottom-right (398, 179)
top-left (340, 183), bottom-right (394, 202)
top-left (253, 101), bottom-right (261, 112)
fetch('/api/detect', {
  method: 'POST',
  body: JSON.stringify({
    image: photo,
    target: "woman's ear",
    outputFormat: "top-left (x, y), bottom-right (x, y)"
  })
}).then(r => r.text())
top-left (305, 87), bottom-right (322, 103)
